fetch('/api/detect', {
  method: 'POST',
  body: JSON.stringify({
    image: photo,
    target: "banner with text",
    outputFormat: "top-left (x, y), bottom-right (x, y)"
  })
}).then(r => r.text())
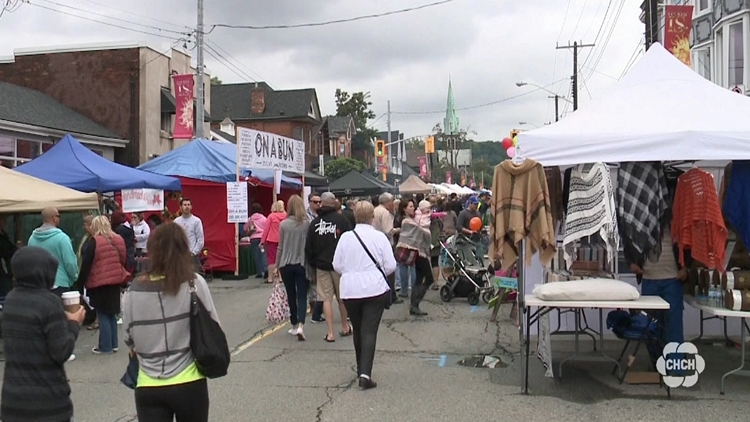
top-left (664, 5), bottom-right (694, 66)
top-left (172, 74), bottom-right (195, 139)
top-left (237, 127), bottom-right (305, 173)
top-left (226, 182), bottom-right (248, 223)
top-left (121, 189), bottom-right (164, 213)
top-left (418, 156), bottom-right (427, 177)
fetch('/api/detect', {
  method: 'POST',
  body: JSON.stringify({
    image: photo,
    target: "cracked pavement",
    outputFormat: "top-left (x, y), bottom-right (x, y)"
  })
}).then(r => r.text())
top-left (3, 278), bottom-right (750, 421)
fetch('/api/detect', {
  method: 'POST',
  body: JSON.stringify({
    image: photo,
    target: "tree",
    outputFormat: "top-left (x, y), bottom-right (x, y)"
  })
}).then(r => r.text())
top-left (210, 76), bottom-right (222, 85)
top-left (323, 157), bottom-right (365, 181)
top-left (335, 89), bottom-right (378, 154)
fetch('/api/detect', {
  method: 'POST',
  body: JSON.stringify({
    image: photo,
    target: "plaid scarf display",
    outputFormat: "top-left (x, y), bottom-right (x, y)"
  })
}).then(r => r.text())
top-left (617, 162), bottom-right (670, 268)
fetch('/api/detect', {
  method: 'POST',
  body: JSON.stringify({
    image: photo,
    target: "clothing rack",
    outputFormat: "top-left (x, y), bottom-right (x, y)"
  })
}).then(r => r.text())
top-left (518, 237), bottom-right (527, 393)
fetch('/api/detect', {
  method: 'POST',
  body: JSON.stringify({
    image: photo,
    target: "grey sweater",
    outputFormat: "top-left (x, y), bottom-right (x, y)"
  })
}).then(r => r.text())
top-left (276, 217), bottom-right (309, 268)
top-left (122, 274), bottom-right (220, 380)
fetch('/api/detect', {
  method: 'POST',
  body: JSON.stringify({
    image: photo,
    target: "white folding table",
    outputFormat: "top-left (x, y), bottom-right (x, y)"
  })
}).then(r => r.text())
top-left (685, 296), bottom-right (750, 394)
top-left (523, 295), bottom-right (670, 395)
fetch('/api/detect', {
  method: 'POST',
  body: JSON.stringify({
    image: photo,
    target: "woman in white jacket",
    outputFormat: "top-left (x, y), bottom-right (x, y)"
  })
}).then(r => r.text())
top-left (333, 201), bottom-right (397, 390)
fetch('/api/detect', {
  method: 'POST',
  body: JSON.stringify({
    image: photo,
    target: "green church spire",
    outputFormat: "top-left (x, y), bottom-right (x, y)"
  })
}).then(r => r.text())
top-left (443, 78), bottom-right (460, 135)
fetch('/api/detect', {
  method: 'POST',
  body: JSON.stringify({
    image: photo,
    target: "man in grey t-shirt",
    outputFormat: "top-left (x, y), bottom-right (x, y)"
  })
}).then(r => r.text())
top-left (174, 198), bottom-right (205, 274)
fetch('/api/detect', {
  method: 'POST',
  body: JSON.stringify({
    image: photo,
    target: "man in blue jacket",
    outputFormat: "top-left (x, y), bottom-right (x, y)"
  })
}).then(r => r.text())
top-left (27, 207), bottom-right (78, 296)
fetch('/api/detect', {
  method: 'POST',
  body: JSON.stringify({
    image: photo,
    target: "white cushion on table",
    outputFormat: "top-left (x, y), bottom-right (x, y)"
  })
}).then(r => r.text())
top-left (532, 278), bottom-right (640, 301)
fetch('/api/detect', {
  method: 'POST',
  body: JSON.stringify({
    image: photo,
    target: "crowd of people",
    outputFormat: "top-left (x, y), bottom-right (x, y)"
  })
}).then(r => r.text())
top-left (0, 190), bottom-right (488, 421)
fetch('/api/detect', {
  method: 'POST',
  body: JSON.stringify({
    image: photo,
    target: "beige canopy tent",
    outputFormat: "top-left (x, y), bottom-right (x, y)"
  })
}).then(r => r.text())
top-left (399, 175), bottom-right (431, 195)
top-left (1, 166), bottom-right (99, 213)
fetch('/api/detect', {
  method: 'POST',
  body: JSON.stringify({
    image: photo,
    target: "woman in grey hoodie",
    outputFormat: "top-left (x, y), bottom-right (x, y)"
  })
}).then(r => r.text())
top-left (277, 195), bottom-right (311, 341)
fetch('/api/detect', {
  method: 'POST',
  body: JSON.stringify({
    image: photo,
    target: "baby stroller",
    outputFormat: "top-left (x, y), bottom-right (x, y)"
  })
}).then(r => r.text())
top-left (439, 234), bottom-right (493, 305)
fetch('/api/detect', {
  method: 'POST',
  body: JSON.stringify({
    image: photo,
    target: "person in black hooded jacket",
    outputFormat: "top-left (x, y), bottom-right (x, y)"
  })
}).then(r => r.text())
top-left (1, 246), bottom-right (85, 422)
top-left (306, 192), bottom-right (353, 342)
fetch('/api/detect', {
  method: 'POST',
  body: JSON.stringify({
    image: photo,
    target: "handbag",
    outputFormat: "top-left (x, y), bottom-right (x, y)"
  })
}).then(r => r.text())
top-left (103, 236), bottom-right (131, 285)
top-left (266, 282), bottom-right (290, 324)
top-left (352, 231), bottom-right (394, 309)
top-left (188, 278), bottom-right (230, 379)
top-left (395, 246), bottom-right (418, 266)
top-left (120, 352), bottom-right (139, 389)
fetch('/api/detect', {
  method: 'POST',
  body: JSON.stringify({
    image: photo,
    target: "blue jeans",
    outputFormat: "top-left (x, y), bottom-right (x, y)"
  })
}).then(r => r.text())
top-left (641, 278), bottom-right (684, 347)
top-left (97, 311), bottom-right (118, 353)
top-left (250, 239), bottom-right (267, 277)
top-left (397, 264), bottom-right (415, 297)
top-left (280, 264), bottom-right (309, 326)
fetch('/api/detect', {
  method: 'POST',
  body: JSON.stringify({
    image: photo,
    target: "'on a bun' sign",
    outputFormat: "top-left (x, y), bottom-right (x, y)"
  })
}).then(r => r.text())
top-left (237, 128), bottom-right (305, 174)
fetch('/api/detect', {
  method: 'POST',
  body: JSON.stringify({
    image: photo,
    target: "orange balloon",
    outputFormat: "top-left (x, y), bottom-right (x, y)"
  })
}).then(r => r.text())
top-left (469, 217), bottom-right (483, 231)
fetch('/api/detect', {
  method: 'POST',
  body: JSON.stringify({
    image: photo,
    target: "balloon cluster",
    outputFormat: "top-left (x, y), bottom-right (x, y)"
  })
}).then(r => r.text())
top-left (501, 135), bottom-right (519, 158)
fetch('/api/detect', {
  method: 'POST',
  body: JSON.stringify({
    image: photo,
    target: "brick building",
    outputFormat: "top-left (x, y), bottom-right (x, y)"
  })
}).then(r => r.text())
top-left (0, 42), bottom-right (211, 166)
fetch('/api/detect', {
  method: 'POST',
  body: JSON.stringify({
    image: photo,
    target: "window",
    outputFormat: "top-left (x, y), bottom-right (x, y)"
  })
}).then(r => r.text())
top-left (697, 0), bottom-right (710, 13)
top-left (728, 21), bottom-right (744, 87)
top-left (693, 49), bottom-right (711, 80)
top-left (293, 127), bottom-right (302, 141)
top-left (16, 140), bottom-right (41, 159)
top-left (161, 113), bottom-right (172, 132)
top-left (0, 136), bottom-right (13, 157)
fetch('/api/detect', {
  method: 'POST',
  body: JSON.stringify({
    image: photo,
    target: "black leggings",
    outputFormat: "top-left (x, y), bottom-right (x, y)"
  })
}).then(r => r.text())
top-left (135, 378), bottom-right (209, 422)
top-left (343, 292), bottom-right (389, 378)
top-left (411, 256), bottom-right (433, 309)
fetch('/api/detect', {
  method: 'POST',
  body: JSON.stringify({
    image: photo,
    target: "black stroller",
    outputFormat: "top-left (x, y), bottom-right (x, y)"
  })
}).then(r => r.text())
top-left (438, 234), bottom-right (493, 305)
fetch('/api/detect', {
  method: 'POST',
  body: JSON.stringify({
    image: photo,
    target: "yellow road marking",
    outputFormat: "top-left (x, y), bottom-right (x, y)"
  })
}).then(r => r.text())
top-left (231, 322), bottom-right (289, 357)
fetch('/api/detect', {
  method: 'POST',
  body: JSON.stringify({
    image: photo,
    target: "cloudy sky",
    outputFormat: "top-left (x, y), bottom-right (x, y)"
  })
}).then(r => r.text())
top-left (0, 0), bottom-right (646, 141)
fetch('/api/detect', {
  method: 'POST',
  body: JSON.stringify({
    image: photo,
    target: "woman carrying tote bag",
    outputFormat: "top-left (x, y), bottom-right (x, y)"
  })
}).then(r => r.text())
top-left (122, 223), bottom-right (222, 422)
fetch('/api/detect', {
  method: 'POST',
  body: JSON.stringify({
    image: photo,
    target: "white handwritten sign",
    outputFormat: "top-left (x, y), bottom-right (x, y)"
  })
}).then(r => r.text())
top-left (226, 182), bottom-right (248, 223)
top-left (237, 127), bottom-right (305, 174)
top-left (121, 189), bottom-right (164, 213)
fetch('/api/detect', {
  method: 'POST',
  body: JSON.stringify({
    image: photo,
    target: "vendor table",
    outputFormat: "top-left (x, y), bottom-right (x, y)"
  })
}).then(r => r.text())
top-left (523, 295), bottom-right (670, 395)
top-left (685, 296), bottom-right (750, 395)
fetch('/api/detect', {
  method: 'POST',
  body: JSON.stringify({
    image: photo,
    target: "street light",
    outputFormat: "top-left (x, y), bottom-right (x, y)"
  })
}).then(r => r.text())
top-left (516, 81), bottom-right (573, 104)
top-left (518, 121), bottom-right (539, 128)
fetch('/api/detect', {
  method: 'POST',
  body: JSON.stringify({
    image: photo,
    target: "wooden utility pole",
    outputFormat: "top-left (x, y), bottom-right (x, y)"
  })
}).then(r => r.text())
top-left (556, 41), bottom-right (595, 111)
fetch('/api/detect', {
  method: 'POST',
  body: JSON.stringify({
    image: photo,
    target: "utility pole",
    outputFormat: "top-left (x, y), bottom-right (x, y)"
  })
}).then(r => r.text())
top-left (556, 41), bottom-right (594, 111)
top-left (548, 95), bottom-right (560, 122)
top-left (387, 100), bottom-right (393, 175)
top-left (195, 0), bottom-right (205, 139)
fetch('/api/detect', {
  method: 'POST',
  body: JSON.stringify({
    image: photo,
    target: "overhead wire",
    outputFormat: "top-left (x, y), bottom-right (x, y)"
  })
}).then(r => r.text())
top-left (619, 39), bottom-right (645, 79)
top-left (392, 77), bottom-right (570, 115)
top-left (549, 0), bottom-right (572, 123)
top-left (24, 0), bottom-right (187, 41)
top-left (583, 0), bottom-right (626, 85)
top-left (203, 43), bottom-right (257, 83)
top-left (75, 0), bottom-right (191, 31)
top-left (204, 39), bottom-right (274, 88)
top-left (579, 0), bottom-right (614, 73)
top-left (207, 0), bottom-right (456, 33)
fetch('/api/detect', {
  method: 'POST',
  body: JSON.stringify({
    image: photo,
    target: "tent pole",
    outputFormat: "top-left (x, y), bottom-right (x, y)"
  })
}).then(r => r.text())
top-left (234, 126), bottom-right (240, 277)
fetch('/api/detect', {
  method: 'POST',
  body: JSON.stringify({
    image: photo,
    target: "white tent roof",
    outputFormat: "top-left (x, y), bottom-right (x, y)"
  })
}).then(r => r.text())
top-left (519, 42), bottom-right (750, 167)
top-left (0, 166), bottom-right (99, 213)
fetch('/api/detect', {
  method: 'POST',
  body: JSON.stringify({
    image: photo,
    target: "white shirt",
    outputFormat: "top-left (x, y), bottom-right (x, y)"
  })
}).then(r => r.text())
top-left (333, 224), bottom-right (397, 300)
top-left (174, 214), bottom-right (205, 255)
top-left (133, 221), bottom-right (151, 251)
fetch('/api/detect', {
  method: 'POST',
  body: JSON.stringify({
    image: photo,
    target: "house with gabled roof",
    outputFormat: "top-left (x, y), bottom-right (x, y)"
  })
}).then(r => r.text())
top-left (210, 82), bottom-right (322, 171)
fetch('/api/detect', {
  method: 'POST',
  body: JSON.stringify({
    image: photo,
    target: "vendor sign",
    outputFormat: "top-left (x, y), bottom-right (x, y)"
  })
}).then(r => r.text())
top-left (237, 127), bottom-right (305, 173)
top-left (172, 74), bottom-right (195, 139)
top-left (121, 189), bottom-right (164, 213)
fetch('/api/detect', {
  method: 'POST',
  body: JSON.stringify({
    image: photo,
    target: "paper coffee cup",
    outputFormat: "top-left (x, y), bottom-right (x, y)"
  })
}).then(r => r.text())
top-left (61, 291), bottom-right (81, 312)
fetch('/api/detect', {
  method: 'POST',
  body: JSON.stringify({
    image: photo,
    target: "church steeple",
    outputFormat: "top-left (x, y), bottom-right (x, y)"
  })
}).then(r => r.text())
top-left (443, 78), bottom-right (460, 135)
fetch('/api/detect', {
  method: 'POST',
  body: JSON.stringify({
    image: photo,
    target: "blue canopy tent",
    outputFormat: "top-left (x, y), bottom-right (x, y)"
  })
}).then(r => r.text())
top-left (137, 139), bottom-right (302, 188)
top-left (14, 134), bottom-right (181, 192)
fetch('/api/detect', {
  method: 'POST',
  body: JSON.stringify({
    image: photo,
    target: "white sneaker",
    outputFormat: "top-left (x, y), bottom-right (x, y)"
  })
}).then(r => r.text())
top-left (117, 318), bottom-right (123, 325)
top-left (296, 327), bottom-right (306, 341)
top-left (287, 327), bottom-right (298, 336)
top-left (67, 354), bottom-right (76, 362)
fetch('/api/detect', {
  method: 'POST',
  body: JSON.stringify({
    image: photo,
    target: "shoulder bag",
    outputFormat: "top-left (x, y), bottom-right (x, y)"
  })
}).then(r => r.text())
top-left (352, 230), bottom-right (394, 309)
top-left (188, 278), bottom-right (230, 378)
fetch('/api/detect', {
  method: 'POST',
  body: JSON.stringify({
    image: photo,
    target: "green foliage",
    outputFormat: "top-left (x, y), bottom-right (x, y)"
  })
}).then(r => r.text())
top-left (335, 89), bottom-right (378, 152)
top-left (324, 157), bottom-right (366, 181)
top-left (210, 76), bottom-right (222, 85)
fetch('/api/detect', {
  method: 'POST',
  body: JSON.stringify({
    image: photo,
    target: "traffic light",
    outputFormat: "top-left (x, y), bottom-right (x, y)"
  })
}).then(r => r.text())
top-left (375, 140), bottom-right (385, 157)
top-left (425, 136), bottom-right (435, 154)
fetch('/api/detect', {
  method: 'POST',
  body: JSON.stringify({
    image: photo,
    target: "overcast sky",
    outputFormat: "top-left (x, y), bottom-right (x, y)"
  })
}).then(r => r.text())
top-left (0, 0), bottom-right (646, 142)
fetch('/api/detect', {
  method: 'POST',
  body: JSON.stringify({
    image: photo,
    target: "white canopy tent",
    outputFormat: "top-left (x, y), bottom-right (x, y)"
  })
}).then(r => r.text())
top-left (519, 42), bottom-right (750, 167)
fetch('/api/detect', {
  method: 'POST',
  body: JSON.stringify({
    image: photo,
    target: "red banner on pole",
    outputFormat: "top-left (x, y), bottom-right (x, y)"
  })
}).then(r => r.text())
top-left (172, 74), bottom-right (195, 139)
top-left (664, 5), bottom-right (693, 66)
top-left (418, 156), bottom-right (427, 177)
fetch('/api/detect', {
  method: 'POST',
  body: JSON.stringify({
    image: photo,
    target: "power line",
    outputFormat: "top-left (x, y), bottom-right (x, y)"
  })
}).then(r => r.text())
top-left (584, 0), bottom-right (625, 85)
top-left (580, 0), bottom-right (614, 71)
top-left (25, 1), bottom-right (186, 41)
top-left (203, 43), bottom-right (256, 83)
top-left (568, 0), bottom-right (589, 40)
top-left (35, 0), bottom-right (189, 35)
top-left (75, 0), bottom-right (191, 31)
top-left (619, 39), bottom-right (645, 79)
top-left (204, 39), bottom-right (274, 88)
top-left (207, 0), bottom-right (456, 32)
top-left (392, 77), bottom-right (570, 115)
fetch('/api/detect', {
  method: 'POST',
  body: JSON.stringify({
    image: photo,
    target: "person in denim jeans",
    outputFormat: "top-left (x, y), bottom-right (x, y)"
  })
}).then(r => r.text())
top-left (277, 196), bottom-right (310, 341)
top-left (245, 204), bottom-right (268, 279)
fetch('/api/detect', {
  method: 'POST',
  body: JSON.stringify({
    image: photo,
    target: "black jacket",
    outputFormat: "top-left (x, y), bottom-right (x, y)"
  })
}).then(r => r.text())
top-left (305, 206), bottom-right (352, 271)
top-left (1, 247), bottom-right (80, 422)
top-left (115, 223), bottom-right (136, 271)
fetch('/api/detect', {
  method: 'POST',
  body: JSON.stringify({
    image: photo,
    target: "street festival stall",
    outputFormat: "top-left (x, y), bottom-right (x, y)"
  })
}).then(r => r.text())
top-left (399, 175), bottom-right (432, 195)
top-left (137, 138), bottom-right (302, 273)
top-left (236, 127), bottom-right (305, 276)
top-left (498, 42), bottom-right (750, 395)
top-left (0, 165), bottom-right (99, 213)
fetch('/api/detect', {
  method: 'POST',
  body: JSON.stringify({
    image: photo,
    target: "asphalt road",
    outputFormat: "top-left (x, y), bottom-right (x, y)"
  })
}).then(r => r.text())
top-left (1, 278), bottom-right (749, 421)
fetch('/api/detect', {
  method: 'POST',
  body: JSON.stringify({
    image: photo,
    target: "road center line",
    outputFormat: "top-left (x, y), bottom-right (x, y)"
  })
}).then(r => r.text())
top-left (231, 322), bottom-right (288, 357)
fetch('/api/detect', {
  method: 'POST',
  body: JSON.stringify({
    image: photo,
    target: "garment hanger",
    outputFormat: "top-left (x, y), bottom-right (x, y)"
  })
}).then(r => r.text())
top-left (512, 145), bottom-right (525, 165)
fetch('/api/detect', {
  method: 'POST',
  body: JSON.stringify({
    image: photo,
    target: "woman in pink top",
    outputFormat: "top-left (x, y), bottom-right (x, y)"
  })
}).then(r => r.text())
top-left (244, 203), bottom-right (268, 280)
top-left (261, 200), bottom-right (287, 283)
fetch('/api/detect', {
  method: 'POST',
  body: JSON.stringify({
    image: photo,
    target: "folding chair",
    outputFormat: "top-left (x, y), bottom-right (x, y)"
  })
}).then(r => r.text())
top-left (607, 310), bottom-right (660, 384)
